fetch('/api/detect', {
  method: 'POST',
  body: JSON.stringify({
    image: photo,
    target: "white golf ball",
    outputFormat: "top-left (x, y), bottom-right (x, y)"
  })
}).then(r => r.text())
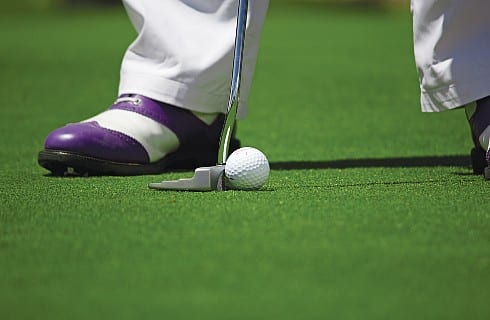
top-left (225, 147), bottom-right (270, 190)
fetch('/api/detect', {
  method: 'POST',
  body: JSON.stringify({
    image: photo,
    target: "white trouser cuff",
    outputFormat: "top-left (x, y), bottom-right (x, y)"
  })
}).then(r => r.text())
top-left (119, 71), bottom-right (249, 119)
top-left (420, 75), bottom-right (490, 112)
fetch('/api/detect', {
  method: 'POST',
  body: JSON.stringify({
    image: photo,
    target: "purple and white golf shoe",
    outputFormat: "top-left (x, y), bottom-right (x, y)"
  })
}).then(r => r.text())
top-left (38, 95), bottom-right (239, 175)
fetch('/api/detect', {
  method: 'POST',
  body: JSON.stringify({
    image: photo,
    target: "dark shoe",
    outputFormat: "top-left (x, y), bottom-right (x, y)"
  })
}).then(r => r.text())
top-left (468, 96), bottom-right (490, 178)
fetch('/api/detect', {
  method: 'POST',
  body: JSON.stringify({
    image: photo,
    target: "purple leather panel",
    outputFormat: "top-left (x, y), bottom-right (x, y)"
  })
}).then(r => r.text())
top-left (45, 121), bottom-right (149, 163)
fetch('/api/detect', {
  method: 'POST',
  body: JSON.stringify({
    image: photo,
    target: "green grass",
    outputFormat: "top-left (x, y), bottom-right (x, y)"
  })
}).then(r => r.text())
top-left (1, 5), bottom-right (489, 320)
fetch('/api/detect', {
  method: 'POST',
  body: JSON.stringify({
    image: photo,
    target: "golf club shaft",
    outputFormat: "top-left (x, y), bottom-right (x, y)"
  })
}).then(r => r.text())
top-left (217, 0), bottom-right (248, 165)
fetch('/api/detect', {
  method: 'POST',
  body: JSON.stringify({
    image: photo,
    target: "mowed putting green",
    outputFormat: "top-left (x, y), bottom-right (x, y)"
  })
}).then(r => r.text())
top-left (1, 4), bottom-right (489, 319)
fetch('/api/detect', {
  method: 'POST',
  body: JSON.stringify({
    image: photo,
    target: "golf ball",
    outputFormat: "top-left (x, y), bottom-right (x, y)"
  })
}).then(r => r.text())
top-left (225, 147), bottom-right (270, 190)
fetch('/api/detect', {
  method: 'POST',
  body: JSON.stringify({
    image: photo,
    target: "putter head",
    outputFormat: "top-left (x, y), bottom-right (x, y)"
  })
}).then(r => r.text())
top-left (149, 165), bottom-right (226, 191)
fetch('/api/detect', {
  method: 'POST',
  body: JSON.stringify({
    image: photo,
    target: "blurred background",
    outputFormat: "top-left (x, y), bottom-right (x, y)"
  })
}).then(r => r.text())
top-left (5, 0), bottom-right (409, 12)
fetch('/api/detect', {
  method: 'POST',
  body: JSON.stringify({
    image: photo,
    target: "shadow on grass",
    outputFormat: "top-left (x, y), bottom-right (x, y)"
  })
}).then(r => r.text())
top-left (290, 177), bottom-right (479, 190)
top-left (41, 155), bottom-right (472, 181)
top-left (270, 155), bottom-right (481, 190)
top-left (270, 155), bottom-right (471, 170)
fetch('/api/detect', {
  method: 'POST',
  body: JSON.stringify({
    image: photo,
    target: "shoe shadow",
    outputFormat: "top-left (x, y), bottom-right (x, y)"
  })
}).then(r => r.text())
top-left (41, 155), bottom-right (472, 179)
top-left (269, 155), bottom-right (470, 170)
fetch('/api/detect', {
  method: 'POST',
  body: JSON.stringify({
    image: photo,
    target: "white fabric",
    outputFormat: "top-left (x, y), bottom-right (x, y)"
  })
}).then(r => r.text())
top-left (412, 0), bottom-right (490, 112)
top-left (119, 0), bottom-right (269, 119)
top-left (83, 109), bottom-right (179, 162)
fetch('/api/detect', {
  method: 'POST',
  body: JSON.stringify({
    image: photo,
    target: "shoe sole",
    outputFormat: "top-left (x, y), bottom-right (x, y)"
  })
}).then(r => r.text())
top-left (470, 147), bottom-right (489, 176)
top-left (38, 139), bottom-right (240, 176)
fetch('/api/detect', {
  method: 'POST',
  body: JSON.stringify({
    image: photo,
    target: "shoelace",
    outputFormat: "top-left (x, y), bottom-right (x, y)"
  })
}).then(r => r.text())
top-left (114, 96), bottom-right (141, 105)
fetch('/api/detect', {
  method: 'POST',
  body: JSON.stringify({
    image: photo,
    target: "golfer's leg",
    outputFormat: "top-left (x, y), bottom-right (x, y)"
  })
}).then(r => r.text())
top-left (411, 0), bottom-right (490, 112)
top-left (412, 0), bottom-right (490, 176)
top-left (39, 0), bottom-right (269, 175)
top-left (120, 0), bottom-right (269, 119)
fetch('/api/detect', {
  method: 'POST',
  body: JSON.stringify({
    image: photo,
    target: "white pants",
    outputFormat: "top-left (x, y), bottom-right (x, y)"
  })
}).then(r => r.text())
top-left (412, 0), bottom-right (490, 112)
top-left (119, 0), bottom-right (269, 119)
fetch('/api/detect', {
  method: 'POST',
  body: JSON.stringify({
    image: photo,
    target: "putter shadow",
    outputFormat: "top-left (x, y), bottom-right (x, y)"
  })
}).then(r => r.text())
top-left (281, 177), bottom-right (478, 190)
top-left (269, 155), bottom-right (470, 170)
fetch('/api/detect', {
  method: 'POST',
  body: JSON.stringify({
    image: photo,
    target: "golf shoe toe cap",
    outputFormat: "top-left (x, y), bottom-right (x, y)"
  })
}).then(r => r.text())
top-left (44, 121), bottom-right (150, 163)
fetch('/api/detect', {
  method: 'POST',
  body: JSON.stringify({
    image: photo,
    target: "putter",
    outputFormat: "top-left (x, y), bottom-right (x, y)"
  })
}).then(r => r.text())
top-left (149, 0), bottom-right (248, 191)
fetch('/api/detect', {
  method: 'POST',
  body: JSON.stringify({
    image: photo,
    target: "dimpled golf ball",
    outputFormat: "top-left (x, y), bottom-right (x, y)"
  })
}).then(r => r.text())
top-left (225, 147), bottom-right (270, 190)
